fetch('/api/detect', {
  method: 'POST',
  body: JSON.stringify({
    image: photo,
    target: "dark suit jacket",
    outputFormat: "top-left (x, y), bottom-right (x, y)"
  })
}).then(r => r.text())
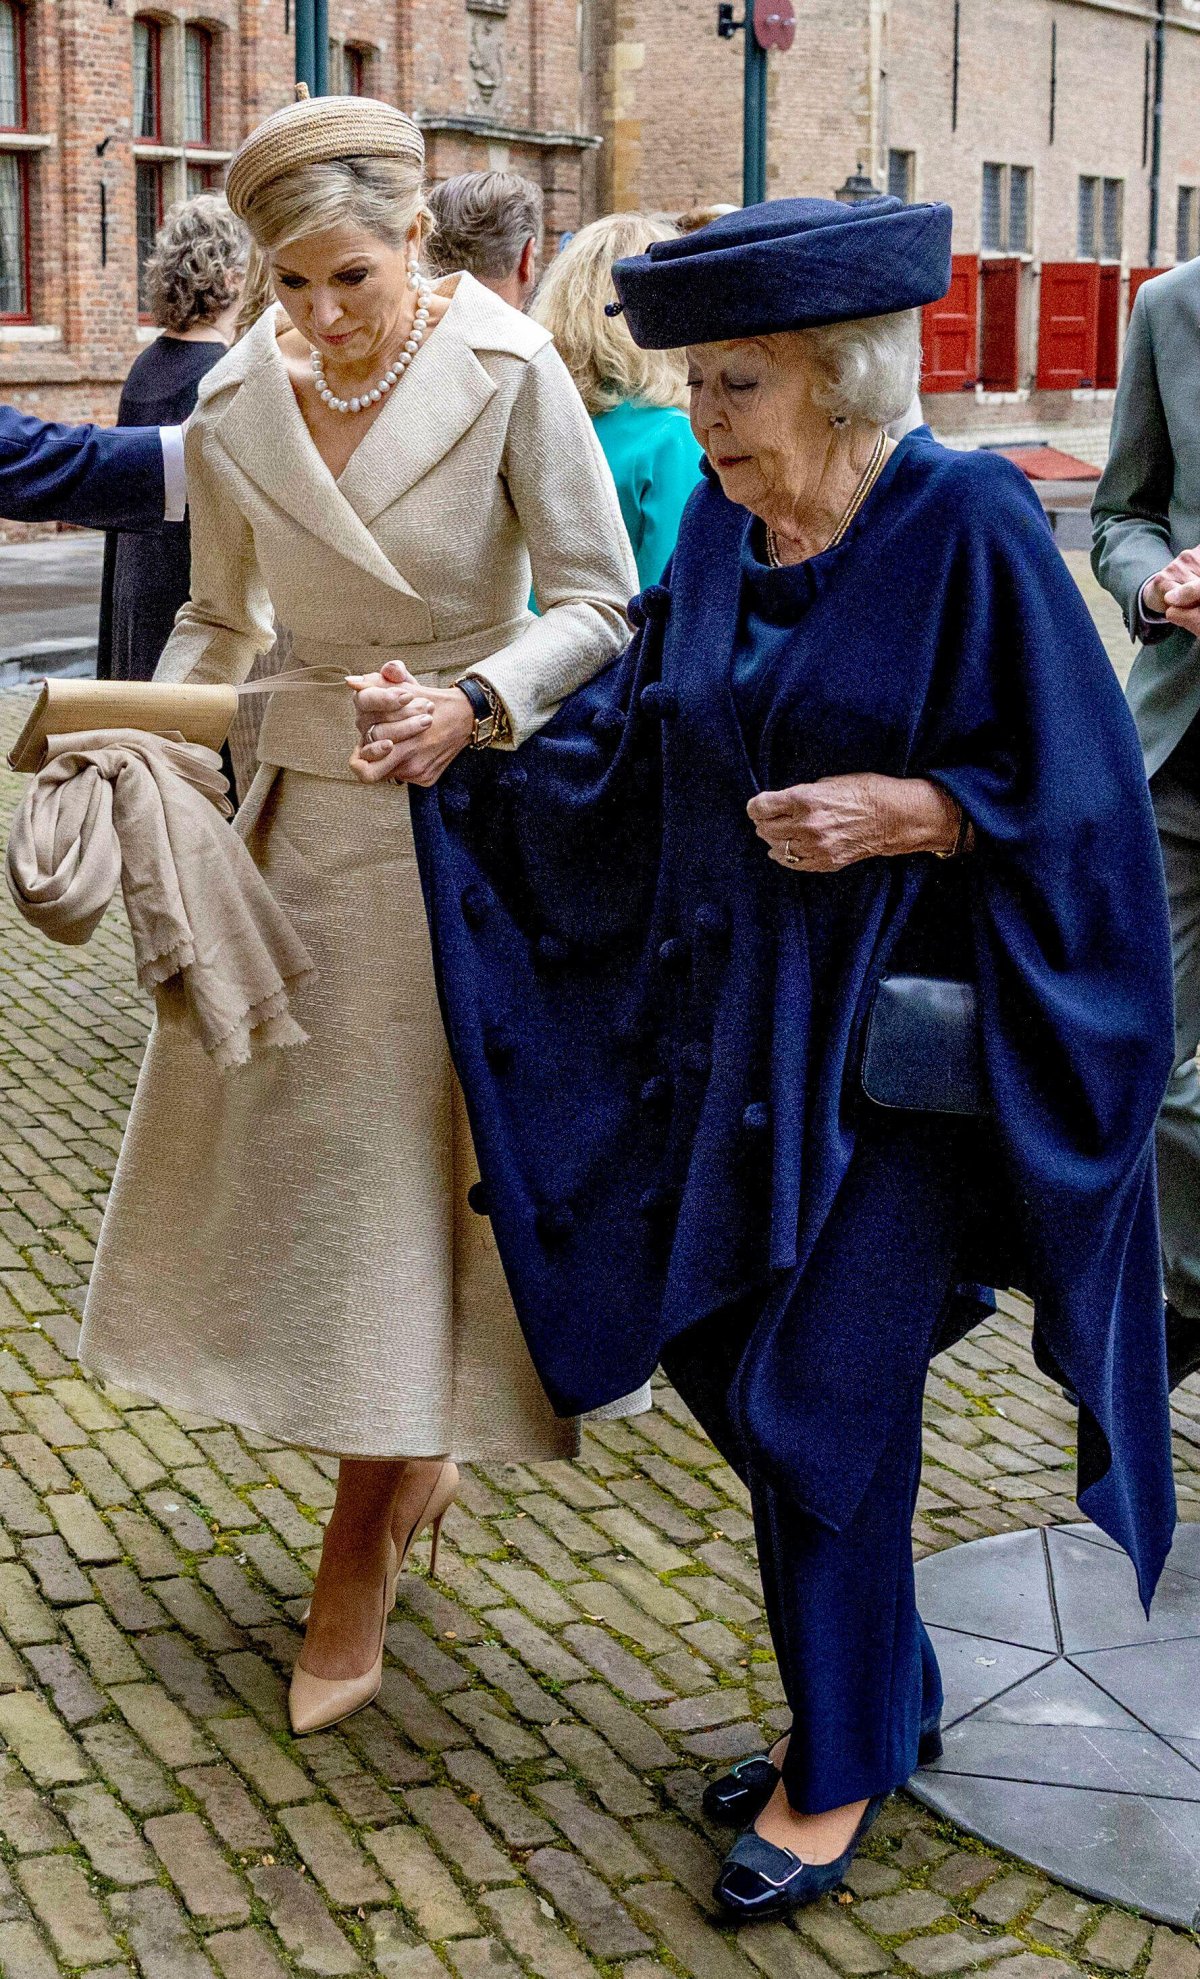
top-left (97, 337), bottom-right (224, 680)
top-left (0, 403), bottom-right (164, 531)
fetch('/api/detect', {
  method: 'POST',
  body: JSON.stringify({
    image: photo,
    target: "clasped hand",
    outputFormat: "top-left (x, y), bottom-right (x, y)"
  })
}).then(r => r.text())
top-left (1145, 546), bottom-right (1200, 638)
top-left (346, 662), bottom-right (473, 786)
top-left (748, 772), bottom-right (961, 872)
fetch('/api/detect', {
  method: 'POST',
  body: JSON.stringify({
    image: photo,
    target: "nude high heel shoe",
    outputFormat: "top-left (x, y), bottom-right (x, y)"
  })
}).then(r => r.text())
top-left (299, 1460), bottom-right (459, 1626)
top-left (396, 1459), bottom-right (459, 1577)
top-left (289, 1538), bottom-right (398, 1737)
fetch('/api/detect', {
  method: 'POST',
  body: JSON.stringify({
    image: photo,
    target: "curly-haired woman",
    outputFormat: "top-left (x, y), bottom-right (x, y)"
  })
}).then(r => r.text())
top-left (98, 194), bottom-right (250, 682)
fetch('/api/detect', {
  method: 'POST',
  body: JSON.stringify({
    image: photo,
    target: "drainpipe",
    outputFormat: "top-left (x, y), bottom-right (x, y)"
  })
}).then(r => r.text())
top-left (1148, 0), bottom-right (1165, 266)
top-left (294, 0), bottom-right (328, 94)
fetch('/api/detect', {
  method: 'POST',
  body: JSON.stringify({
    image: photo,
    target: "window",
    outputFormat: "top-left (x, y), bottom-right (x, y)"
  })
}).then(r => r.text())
top-left (136, 159), bottom-right (164, 314)
top-left (186, 163), bottom-right (219, 198)
top-left (1101, 177), bottom-right (1122, 260)
top-left (133, 18), bottom-right (162, 142)
top-left (981, 163), bottom-right (1003, 250)
top-left (1178, 186), bottom-right (1199, 263)
top-left (981, 163), bottom-right (1031, 254)
top-left (1080, 175), bottom-right (1122, 259)
top-left (0, 1), bottom-right (28, 319)
top-left (0, 0), bottom-right (24, 129)
top-left (184, 26), bottom-right (211, 147)
top-left (1008, 166), bottom-right (1031, 253)
top-left (1078, 175), bottom-right (1098, 258)
top-left (328, 40), bottom-right (371, 96)
top-left (887, 150), bottom-right (914, 204)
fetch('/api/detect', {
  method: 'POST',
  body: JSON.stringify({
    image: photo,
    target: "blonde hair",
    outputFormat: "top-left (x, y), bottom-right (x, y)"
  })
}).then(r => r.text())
top-left (234, 245), bottom-right (277, 340)
top-left (144, 195), bottom-right (249, 334)
top-left (531, 213), bottom-right (689, 418)
top-left (239, 154), bottom-right (432, 258)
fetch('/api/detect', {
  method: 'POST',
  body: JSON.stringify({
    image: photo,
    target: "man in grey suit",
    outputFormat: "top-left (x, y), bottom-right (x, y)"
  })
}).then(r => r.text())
top-left (1094, 259), bottom-right (1200, 1388)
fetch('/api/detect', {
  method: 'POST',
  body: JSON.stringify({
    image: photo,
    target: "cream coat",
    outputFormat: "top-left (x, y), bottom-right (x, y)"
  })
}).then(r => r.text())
top-left (80, 275), bottom-right (644, 1459)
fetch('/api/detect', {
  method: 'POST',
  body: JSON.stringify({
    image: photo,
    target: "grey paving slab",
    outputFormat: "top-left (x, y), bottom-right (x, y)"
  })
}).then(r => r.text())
top-left (918, 1528), bottom-right (1058, 1652)
top-left (926, 1626), bottom-right (1054, 1728)
top-left (972, 1655), bottom-right (1144, 1729)
top-left (911, 1773), bottom-right (1200, 1928)
top-left (1075, 1640), bottom-right (1200, 1742)
top-left (936, 1719), bottom-right (1200, 1799)
top-left (1048, 1525), bottom-right (1200, 1651)
top-left (914, 1523), bottom-right (1200, 1927)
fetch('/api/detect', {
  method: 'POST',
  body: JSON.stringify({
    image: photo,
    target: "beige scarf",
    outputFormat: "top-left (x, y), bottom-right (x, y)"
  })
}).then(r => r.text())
top-left (5, 729), bottom-right (314, 1071)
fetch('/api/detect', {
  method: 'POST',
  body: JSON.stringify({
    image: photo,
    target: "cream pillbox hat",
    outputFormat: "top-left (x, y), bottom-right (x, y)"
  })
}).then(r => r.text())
top-left (225, 88), bottom-right (425, 221)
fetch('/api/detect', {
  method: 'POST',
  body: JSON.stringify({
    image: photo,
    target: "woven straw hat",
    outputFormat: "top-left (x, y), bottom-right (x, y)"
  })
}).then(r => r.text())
top-left (226, 88), bottom-right (425, 221)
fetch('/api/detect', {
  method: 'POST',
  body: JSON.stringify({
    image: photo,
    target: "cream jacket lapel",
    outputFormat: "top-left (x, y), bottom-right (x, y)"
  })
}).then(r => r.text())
top-left (205, 308), bottom-right (426, 603)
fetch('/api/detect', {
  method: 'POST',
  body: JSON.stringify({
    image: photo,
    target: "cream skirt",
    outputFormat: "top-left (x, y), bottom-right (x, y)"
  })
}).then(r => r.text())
top-left (81, 766), bottom-right (646, 1458)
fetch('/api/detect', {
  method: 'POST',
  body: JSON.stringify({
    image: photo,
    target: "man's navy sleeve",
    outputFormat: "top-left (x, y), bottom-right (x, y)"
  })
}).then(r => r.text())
top-left (0, 404), bottom-right (165, 531)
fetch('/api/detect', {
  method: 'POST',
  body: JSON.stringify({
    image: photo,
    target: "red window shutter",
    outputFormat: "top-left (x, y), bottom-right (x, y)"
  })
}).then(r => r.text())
top-left (921, 253), bottom-right (979, 392)
top-left (979, 259), bottom-right (1021, 391)
top-left (1095, 263), bottom-right (1121, 388)
top-left (1036, 262), bottom-right (1100, 390)
top-left (1128, 266), bottom-right (1163, 310)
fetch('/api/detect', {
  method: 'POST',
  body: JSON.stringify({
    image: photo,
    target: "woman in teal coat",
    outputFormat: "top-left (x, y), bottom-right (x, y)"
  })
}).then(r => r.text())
top-left (532, 213), bottom-right (702, 588)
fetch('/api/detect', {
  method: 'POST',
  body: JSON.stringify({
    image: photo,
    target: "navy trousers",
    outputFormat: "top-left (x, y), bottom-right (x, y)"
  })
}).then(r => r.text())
top-left (662, 1109), bottom-right (996, 1815)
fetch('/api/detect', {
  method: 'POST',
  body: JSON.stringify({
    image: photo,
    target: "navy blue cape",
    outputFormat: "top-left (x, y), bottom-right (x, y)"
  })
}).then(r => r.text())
top-left (412, 433), bottom-right (1177, 1605)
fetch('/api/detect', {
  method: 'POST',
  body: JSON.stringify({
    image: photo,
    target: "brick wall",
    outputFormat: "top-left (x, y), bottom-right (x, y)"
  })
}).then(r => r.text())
top-left (587, 0), bottom-right (1200, 444)
top-left (0, 0), bottom-right (594, 540)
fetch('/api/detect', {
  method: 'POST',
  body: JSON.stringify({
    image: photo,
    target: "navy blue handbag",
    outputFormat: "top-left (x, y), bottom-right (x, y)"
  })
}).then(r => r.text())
top-left (861, 975), bottom-right (990, 1118)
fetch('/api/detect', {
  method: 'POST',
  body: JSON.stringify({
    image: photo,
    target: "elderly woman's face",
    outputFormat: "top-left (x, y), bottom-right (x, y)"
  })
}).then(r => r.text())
top-left (271, 220), bottom-right (419, 366)
top-left (686, 333), bottom-right (830, 522)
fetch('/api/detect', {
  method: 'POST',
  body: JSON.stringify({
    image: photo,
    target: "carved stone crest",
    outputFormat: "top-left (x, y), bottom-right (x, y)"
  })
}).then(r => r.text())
top-left (468, 7), bottom-right (507, 108)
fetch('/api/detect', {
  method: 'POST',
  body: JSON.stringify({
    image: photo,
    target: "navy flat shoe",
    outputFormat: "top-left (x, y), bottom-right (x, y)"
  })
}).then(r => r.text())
top-left (702, 1753), bottom-right (780, 1825)
top-left (713, 1793), bottom-right (888, 1920)
top-left (702, 1719), bottom-right (943, 1828)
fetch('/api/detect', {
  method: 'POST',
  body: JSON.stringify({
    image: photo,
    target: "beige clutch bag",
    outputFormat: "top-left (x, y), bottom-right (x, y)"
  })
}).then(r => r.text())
top-left (8, 679), bottom-right (239, 774)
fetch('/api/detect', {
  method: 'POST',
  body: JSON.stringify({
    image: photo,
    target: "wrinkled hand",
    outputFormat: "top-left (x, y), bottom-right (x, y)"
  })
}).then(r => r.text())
top-left (1145, 547), bottom-right (1200, 639)
top-left (347, 662), bottom-right (473, 787)
top-left (748, 773), bottom-right (960, 873)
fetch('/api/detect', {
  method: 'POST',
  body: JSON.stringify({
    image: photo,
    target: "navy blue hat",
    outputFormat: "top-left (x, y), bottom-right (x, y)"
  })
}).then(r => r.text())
top-left (610, 195), bottom-right (952, 349)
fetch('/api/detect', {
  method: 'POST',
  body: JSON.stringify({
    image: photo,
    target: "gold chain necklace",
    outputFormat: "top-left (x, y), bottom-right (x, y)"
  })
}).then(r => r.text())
top-left (767, 429), bottom-right (889, 569)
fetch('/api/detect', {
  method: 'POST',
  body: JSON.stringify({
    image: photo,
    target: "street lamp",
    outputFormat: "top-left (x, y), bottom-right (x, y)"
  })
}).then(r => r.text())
top-left (717, 2), bottom-right (797, 208)
top-left (835, 163), bottom-right (882, 205)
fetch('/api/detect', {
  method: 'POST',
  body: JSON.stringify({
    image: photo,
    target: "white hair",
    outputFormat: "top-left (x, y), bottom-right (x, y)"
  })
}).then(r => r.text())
top-left (800, 308), bottom-right (922, 427)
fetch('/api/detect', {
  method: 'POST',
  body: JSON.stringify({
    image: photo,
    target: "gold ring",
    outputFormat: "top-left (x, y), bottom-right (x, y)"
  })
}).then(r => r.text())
top-left (367, 724), bottom-right (380, 745)
top-left (784, 838), bottom-right (799, 866)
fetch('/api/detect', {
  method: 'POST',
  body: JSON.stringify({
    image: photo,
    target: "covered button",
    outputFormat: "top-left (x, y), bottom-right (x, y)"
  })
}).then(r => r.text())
top-left (536, 1202), bottom-right (575, 1248)
top-left (484, 1024), bottom-right (516, 1069)
top-left (592, 704), bottom-right (626, 741)
top-left (658, 936), bottom-right (690, 975)
top-left (461, 883), bottom-right (490, 928)
top-left (534, 932), bottom-right (570, 971)
top-left (742, 1101), bottom-right (771, 1134)
top-left (639, 682), bottom-right (679, 720)
top-left (694, 903), bottom-right (731, 948)
top-left (680, 1042), bottom-right (711, 1081)
top-left (467, 1181), bottom-right (491, 1216)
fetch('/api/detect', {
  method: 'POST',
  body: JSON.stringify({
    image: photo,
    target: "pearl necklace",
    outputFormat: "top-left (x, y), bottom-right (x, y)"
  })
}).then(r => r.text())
top-left (310, 280), bottom-right (432, 415)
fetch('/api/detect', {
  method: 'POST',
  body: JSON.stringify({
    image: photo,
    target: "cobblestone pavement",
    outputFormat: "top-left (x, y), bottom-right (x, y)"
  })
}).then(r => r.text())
top-left (0, 687), bottom-right (1196, 1979)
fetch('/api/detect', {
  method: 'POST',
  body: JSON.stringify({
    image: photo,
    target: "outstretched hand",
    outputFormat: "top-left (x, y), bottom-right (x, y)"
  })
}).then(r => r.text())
top-left (347, 662), bottom-right (474, 787)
